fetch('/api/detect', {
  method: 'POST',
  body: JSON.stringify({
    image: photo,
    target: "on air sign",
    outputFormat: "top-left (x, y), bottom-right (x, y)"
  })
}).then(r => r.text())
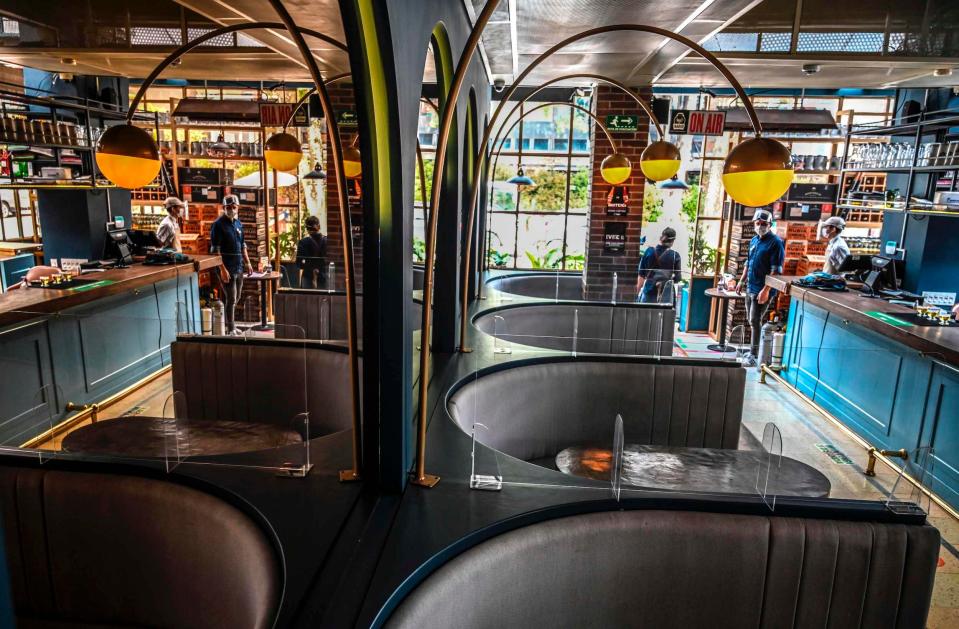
top-left (668, 109), bottom-right (726, 136)
top-left (259, 102), bottom-right (309, 128)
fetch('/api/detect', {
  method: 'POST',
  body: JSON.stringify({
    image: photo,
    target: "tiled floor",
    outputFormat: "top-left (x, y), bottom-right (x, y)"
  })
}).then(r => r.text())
top-left (34, 329), bottom-right (959, 626)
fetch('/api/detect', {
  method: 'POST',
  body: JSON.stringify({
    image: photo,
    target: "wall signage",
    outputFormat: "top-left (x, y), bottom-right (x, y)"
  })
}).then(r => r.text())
top-left (669, 109), bottom-right (726, 136)
top-left (603, 222), bottom-right (627, 254)
top-left (258, 102), bottom-right (308, 128)
top-left (606, 185), bottom-right (629, 216)
top-left (337, 110), bottom-right (359, 127)
top-left (605, 114), bottom-right (639, 133)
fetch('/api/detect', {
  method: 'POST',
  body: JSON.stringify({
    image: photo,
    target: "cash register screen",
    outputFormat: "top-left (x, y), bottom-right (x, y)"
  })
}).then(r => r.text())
top-left (104, 227), bottom-right (134, 266)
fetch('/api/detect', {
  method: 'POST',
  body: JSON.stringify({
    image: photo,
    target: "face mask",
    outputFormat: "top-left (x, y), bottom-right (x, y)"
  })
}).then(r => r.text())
top-left (755, 223), bottom-right (770, 236)
top-left (225, 207), bottom-right (237, 219)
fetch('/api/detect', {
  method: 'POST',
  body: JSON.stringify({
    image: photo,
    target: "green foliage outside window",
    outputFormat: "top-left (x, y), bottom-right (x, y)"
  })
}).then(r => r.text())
top-left (643, 186), bottom-right (663, 223)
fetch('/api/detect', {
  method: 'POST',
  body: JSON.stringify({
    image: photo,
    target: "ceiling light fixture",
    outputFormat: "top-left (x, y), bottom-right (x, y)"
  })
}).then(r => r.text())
top-left (303, 162), bottom-right (327, 180)
top-left (600, 152), bottom-right (632, 185)
top-left (263, 131), bottom-right (303, 172)
top-left (722, 137), bottom-right (793, 207)
top-left (934, 68), bottom-right (953, 77)
top-left (802, 63), bottom-right (821, 76)
top-left (658, 175), bottom-right (689, 190)
top-left (342, 146), bottom-right (362, 178)
top-left (640, 140), bottom-right (681, 182)
top-left (95, 124), bottom-right (161, 189)
top-left (507, 166), bottom-right (534, 187)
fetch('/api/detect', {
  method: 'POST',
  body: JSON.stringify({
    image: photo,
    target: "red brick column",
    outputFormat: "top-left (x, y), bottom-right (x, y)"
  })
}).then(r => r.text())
top-left (325, 83), bottom-right (363, 291)
top-left (584, 85), bottom-right (651, 302)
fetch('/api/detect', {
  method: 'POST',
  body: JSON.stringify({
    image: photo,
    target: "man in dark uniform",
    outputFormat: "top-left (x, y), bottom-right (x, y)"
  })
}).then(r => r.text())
top-left (636, 227), bottom-right (682, 303)
top-left (295, 215), bottom-right (328, 289)
top-left (210, 194), bottom-right (252, 335)
top-left (733, 208), bottom-right (784, 365)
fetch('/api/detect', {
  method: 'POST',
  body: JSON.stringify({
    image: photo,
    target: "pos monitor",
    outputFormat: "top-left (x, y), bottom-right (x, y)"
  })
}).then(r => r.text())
top-left (861, 255), bottom-right (898, 295)
top-left (104, 225), bottom-right (134, 267)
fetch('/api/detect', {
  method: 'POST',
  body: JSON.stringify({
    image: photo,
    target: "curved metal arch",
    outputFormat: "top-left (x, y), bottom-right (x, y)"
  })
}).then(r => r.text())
top-left (491, 101), bottom-right (618, 159)
top-left (460, 72), bottom-right (665, 348)
top-left (413, 1), bottom-right (500, 486)
top-left (128, 21), bottom-right (348, 120)
top-left (455, 26), bottom-right (768, 352)
top-left (282, 72), bottom-right (351, 128)
top-left (264, 0), bottom-right (362, 482)
top-left (123, 12), bottom-right (362, 480)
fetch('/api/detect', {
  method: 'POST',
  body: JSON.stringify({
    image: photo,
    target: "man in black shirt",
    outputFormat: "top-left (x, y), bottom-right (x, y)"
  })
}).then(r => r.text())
top-left (296, 216), bottom-right (328, 289)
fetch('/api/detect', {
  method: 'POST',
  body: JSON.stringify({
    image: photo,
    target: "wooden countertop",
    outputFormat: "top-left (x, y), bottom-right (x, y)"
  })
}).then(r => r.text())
top-left (0, 254), bottom-right (221, 327)
top-left (769, 275), bottom-right (959, 367)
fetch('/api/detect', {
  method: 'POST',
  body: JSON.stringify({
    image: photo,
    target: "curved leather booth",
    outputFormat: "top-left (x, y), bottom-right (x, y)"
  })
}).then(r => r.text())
top-left (275, 291), bottom-right (422, 341)
top-left (474, 302), bottom-right (675, 356)
top-left (386, 509), bottom-right (939, 629)
top-left (448, 357), bottom-right (744, 462)
top-left (172, 336), bottom-right (356, 438)
top-left (487, 272), bottom-right (584, 301)
top-left (1, 462), bottom-right (281, 629)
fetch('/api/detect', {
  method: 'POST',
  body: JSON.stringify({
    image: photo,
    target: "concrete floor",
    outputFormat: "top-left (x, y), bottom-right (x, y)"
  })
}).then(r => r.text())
top-left (32, 329), bottom-right (959, 627)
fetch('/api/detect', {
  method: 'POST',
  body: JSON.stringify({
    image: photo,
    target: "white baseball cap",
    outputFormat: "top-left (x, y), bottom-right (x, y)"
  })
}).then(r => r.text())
top-left (753, 209), bottom-right (773, 223)
top-left (163, 196), bottom-right (184, 210)
top-left (222, 194), bottom-right (239, 206)
top-left (822, 216), bottom-right (845, 230)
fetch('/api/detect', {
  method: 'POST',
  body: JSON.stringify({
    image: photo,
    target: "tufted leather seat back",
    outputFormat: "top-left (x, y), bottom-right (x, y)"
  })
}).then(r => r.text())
top-left (474, 303), bottom-right (675, 355)
top-left (386, 509), bottom-right (939, 629)
top-left (1, 464), bottom-right (280, 629)
top-left (448, 359), bottom-right (745, 461)
top-left (171, 337), bottom-right (355, 437)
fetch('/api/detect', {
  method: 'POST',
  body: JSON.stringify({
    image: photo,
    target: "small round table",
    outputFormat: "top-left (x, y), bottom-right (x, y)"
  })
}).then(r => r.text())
top-left (704, 286), bottom-right (746, 353)
top-left (61, 416), bottom-right (302, 458)
top-left (246, 271), bottom-right (282, 331)
top-left (556, 444), bottom-right (831, 498)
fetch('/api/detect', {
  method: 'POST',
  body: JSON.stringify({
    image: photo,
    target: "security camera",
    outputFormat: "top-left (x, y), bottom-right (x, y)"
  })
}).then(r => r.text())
top-left (493, 78), bottom-right (506, 92)
top-left (802, 64), bottom-right (821, 76)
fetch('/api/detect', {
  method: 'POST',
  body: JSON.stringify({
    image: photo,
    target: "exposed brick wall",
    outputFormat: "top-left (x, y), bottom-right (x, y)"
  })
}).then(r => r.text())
top-left (325, 83), bottom-right (363, 291)
top-left (584, 85), bottom-right (652, 302)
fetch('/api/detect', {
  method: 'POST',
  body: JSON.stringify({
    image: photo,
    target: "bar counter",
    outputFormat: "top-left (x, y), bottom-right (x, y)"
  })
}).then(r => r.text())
top-left (0, 255), bottom-right (219, 446)
top-left (769, 274), bottom-right (959, 510)
top-left (768, 275), bottom-right (959, 367)
top-left (0, 254), bottom-right (221, 326)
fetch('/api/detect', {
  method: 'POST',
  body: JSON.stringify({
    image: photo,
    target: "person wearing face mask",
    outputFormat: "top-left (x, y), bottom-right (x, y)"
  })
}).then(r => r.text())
top-left (210, 194), bottom-right (253, 335)
top-left (156, 196), bottom-right (184, 252)
top-left (819, 216), bottom-right (850, 275)
top-left (729, 209), bottom-right (784, 366)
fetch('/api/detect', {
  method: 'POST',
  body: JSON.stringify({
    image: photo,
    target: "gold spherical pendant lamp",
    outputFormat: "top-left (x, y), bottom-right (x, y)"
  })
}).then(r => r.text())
top-left (264, 132), bottom-right (303, 172)
top-left (722, 137), bottom-right (794, 207)
top-left (95, 124), bottom-right (161, 189)
top-left (342, 146), bottom-right (362, 179)
top-left (600, 152), bottom-right (632, 185)
top-left (639, 140), bottom-right (681, 182)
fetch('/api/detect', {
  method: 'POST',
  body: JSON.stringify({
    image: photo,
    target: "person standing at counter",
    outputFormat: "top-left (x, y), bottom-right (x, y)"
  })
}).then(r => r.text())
top-left (819, 216), bottom-right (850, 275)
top-left (295, 215), bottom-right (327, 289)
top-left (210, 194), bottom-right (252, 335)
top-left (636, 227), bottom-right (682, 303)
top-left (731, 209), bottom-right (784, 366)
top-left (156, 196), bottom-right (184, 252)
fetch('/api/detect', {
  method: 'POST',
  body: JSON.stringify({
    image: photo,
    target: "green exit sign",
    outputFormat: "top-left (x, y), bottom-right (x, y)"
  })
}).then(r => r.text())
top-left (605, 115), bottom-right (639, 132)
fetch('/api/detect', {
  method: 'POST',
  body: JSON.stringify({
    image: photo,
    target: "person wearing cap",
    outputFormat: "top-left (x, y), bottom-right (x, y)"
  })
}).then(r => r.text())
top-left (636, 227), bottom-right (682, 303)
top-left (210, 194), bottom-right (252, 335)
top-left (295, 215), bottom-right (328, 289)
top-left (156, 196), bottom-right (184, 252)
top-left (820, 216), bottom-right (850, 275)
top-left (730, 208), bottom-right (785, 365)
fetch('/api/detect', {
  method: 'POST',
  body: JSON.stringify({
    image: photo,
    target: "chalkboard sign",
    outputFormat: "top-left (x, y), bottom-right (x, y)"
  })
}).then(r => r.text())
top-left (604, 222), bottom-right (627, 254)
